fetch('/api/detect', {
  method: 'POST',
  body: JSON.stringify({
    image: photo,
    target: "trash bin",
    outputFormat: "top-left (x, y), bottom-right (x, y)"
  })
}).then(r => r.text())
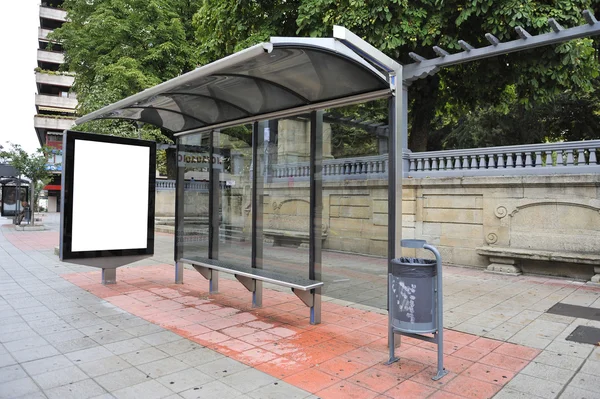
top-left (386, 239), bottom-right (448, 381)
top-left (390, 257), bottom-right (437, 334)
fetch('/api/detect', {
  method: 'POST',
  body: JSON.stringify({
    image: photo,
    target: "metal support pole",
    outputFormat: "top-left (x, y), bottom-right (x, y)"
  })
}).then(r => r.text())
top-left (425, 243), bottom-right (448, 381)
top-left (102, 268), bottom-right (116, 285)
top-left (209, 130), bottom-right (220, 260)
top-left (174, 138), bottom-right (185, 284)
top-left (387, 274), bottom-right (400, 364)
top-left (251, 121), bottom-right (266, 308)
top-left (309, 111), bottom-right (323, 324)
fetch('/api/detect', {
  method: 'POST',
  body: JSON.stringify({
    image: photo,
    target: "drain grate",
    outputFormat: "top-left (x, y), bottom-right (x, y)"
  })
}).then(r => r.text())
top-left (546, 303), bottom-right (600, 322)
top-left (565, 326), bottom-right (600, 345)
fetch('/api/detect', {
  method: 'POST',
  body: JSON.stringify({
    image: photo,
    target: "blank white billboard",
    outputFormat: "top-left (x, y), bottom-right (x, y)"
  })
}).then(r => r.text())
top-left (71, 140), bottom-right (150, 251)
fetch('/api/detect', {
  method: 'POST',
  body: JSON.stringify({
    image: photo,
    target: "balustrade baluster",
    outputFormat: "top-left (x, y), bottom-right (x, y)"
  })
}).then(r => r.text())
top-left (462, 156), bottom-right (469, 169)
top-left (432, 158), bottom-right (438, 171)
top-left (489, 154), bottom-right (497, 168)
top-left (515, 152), bottom-right (523, 168)
top-left (545, 151), bottom-right (553, 167)
top-left (409, 159), bottom-right (416, 172)
top-left (470, 155), bottom-right (478, 169)
top-left (566, 150), bottom-right (574, 166)
top-left (417, 159), bottom-right (423, 171)
top-left (424, 158), bottom-right (431, 171)
top-left (506, 153), bottom-right (514, 168)
top-left (534, 151), bottom-right (542, 168)
top-left (384, 159), bottom-right (388, 174)
top-left (590, 148), bottom-right (598, 164)
top-left (446, 157), bottom-right (452, 170)
top-left (454, 156), bottom-right (461, 170)
top-left (524, 152), bottom-right (532, 168)
top-left (479, 154), bottom-right (487, 169)
top-left (439, 157), bottom-right (445, 170)
top-left (577, 149), bottom-right (586, 166)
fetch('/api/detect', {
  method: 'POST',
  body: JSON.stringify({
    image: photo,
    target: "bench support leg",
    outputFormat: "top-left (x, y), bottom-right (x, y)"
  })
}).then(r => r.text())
top-left (591, 267), bottom-right (600, 284)
top-left (292, 288), bottom-right (321, 325)
top-left (175, 261), bottom-right (184, 284)
top-left (192, 265), bottom-right (219, 294)
top-left (102, 268), bottom-right (116, 285)
top-left (485, 257), bottom-right (522, 275)
top-left (235, 276), bottom-right (262, 308)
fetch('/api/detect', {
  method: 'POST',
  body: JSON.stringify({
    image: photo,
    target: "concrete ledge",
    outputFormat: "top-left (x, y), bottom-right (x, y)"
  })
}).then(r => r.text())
top-left (14, 224), bottom-right (46, 231)
top-left (476, 246), bottom-right (600, 265)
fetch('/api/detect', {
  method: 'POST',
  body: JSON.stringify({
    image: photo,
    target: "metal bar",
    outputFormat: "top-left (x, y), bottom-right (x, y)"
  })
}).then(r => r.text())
top-left (74, 43), bottom-right (273, 126)
top-left (192, 265), bottom-right (219, 293)
top-left (122, 106), bottom-right (209, 125)
top-left (386, 274), bottom-right (400, 364)
top-left (252, 121), bottom-right (265, 308)
top-left (309, 111), bottom-right (324, 325)
top-left (102, 268), bottom-right (116, 285)
top-left (424, 243), bottom-right (448, 381)
top-left (333, 26), bottom-right (402, 72)
top-left (174, 138), bottom-right (185, 284)
top-left (173, 89), bottom-right (391, 137)
top-left (208, 130), bottom-right (220, 261)
top-left (404, 18), bottom-right (600, 81)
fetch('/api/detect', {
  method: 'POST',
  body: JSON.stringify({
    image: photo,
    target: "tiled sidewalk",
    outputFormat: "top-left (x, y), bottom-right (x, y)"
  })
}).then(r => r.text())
top-left (63, 265), bottom-right (540, 399)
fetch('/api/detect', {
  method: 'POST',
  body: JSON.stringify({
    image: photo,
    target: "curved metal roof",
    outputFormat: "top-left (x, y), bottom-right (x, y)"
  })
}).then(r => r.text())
top-left (75, 36), bottom-right (393, 136)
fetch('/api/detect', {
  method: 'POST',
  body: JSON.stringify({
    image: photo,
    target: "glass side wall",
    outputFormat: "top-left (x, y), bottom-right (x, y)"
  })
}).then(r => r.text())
top-left (214, 126), bottom-right (253, 266)
top-left (258, 117), bottom-right (311, 279)
top-left (179, 132), bottom-right (210, 259)
top-left (319, 100), bottom-right (389, 310)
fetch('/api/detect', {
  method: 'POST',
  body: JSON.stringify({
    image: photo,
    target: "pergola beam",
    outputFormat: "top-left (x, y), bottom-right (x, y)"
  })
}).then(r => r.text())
top-left (404, 10), bottom-right (600, 82)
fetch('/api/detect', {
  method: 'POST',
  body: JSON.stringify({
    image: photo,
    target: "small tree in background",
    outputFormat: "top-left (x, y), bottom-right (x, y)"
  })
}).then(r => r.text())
top-left (0, 143), bottom-right (53, 226)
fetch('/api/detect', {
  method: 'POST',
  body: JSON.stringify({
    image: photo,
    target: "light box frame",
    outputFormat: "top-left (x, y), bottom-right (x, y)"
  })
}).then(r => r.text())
top-left (60, 130), bottom-right (156, 260)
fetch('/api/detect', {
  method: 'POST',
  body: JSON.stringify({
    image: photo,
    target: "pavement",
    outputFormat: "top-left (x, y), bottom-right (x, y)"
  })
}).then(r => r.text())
top-left (0, 213), bottom-right (599, 399)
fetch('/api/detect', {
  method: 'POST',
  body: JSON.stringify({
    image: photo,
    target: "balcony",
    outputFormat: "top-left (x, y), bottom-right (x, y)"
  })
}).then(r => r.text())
top-left (36, 72), bottom-right (74, 88)
top-left (39, 6), bottom-right (67, 22)
top-left (38, 27), bottom-right (52, 41)
top-left (35, 94), bottom-right (77, 111)
top-left (37, 50), bottom-right (64, 65)
top-left (34, 115), bottom-right (75, 131)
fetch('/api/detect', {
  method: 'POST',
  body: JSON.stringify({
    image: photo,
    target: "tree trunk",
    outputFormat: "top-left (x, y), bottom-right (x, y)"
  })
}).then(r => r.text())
top-left (408, 76), bottom-right (440, 152)
top-left (166, 148), bottom-right (177, 180)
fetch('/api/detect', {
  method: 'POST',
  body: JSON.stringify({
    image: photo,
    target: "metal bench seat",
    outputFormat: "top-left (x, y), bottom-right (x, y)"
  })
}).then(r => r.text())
top-left (180, 256), bottom-right (324, 324)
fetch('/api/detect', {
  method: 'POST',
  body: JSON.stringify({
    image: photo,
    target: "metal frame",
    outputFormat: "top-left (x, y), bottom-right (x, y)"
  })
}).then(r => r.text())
top-left (251, 121), bottom-right (266, 308)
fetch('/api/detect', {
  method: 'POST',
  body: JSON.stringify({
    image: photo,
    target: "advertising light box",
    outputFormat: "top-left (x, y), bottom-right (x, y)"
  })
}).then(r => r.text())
top-left (60, 131), bottom-right (156, 260)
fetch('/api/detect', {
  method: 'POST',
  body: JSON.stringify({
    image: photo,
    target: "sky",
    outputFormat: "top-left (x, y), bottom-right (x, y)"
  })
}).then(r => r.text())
top-left (0, 1), bottom-right (44, 154)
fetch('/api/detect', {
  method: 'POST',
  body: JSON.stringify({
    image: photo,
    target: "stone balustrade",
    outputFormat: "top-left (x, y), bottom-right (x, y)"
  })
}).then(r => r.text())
top-left (156, 180), bottom-right (209, 191)
top-left (272, 154), bottom-right (389, 180)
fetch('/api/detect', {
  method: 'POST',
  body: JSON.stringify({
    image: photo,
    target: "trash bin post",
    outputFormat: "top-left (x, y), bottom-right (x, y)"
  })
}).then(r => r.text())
top-left (386, 239), bottom-right (448, 381)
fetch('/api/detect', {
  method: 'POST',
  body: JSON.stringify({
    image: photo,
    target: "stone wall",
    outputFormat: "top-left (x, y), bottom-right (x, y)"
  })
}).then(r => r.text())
top-left (156, 174), bottom-right (600, 280)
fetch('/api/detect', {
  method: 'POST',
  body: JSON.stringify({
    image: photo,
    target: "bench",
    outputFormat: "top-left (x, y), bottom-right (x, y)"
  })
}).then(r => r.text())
top-left (263, 229), bottom-right (327, 248)
top-left (476, 246), bottom-right (600, 283)
top-left (180, 256), bottom-right (325, 324)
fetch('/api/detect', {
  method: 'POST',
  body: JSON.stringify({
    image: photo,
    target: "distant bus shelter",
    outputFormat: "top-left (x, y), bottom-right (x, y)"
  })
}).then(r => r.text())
top-left (73, 16), bottom-right (600, 323)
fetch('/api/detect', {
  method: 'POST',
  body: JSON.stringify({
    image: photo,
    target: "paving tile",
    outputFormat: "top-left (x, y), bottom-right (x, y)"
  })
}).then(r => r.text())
top-left (156, 368), bottom-right (213, 392)
top-left (118, 347), bottom-right (169, 366)
top-left (78, 355), bottom-right (132, 377)
top-left (104, 338), bottom-right (151, 355)
top-left (521, 361), bottom-right (575, 384)
top-left (44, 378), bottom-right (107, 399)
top-left (4, 336), bottom-right (49, 353)
top-left (0, 353), bottom-right (16, 368)
top-left (316, 356), bottom-right (370, 379)
top-left (384, 380), bottom-right (436, 399)
top-left (12, 355), bottom-right (72, 378)
top-left (66, 346), bottom-right (113, 364)
top-left (506, 373), bottom-right (563, 398)
top-left (580, 359), bottom-right (600, 375)
top-left (569, 372), bottom-right (600, 394)
top-left (442, 375), bottom-right (501, 399)
top-left (559, 385), bottom-right (600, 399)
top-left (493, 342), bottom-right (540, 361)
top-left (180, 380), bottom-right (243, 399)
top-left (32, 364), bottom-right (89, 389)
top-left (139, 331), bottom-right (183, 346)
top-left (112, 380), bottom-right (174, 399)
top-left (0, 376), bottom-right (40, 398)
top-left (478, 352), bottom-right (529, 372)
top-left (221, 368), bottom-right (279, 393)
top-left (247, 381), bottom-right (311, 399)
top-left (0, 364), bottom-right (27, 384)
top-left (283, 368), bottom-right (340, 394)
top-left (93, 366), bottom-right (149, 392)
top-left (136, 357), bottom-right (189, 378)
top-left (174, 347), bottom-right (224, 367)
top-left (462, 362), bottom-right (515, 386)
top-left (350, 368), bottom-right (404, 393)
top-left (493, 387), bottom-right (544, 399)
top-left (11, 344), bottom-right (60, 363)
top-left (195, 357), bottom-right (250, 379)
top-left (155, 340), bottom-right (203, 356)
top-left (533, 351), bottom-right (585, 371)
top-left (544, 341), bottom-right (594, 359)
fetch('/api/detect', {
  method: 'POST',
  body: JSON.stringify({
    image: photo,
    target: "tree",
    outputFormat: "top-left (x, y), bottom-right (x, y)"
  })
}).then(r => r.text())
top-left (296, 0), bottom-right (600, 150)
top-left (0, 144), bottom-right (53, 226)
top-left (51, 0), bottom-right (203, 178)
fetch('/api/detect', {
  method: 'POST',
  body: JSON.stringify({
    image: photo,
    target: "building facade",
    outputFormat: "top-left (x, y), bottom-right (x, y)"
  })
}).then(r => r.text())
top-left (34, 0), bottom-right (76, 212)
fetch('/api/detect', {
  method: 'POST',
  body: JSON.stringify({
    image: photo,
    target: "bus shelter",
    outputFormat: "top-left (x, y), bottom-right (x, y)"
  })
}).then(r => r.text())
top-left (75, 30), bottom-right (403, 323)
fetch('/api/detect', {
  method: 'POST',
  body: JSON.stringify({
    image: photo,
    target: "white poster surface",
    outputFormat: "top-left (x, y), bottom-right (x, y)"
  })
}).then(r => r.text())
top-left (71, 139), bottom-right (150, 252)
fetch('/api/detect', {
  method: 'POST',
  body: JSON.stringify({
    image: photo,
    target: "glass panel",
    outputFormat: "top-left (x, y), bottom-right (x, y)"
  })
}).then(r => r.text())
top-left (213, 125), bottom-right (253, 266)
top-left (179, 132), bottom-right (211, 259)
top-left (260, 117), bottom-right (311, 279)
top-left (319, 99), bottom-right (389, 310)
